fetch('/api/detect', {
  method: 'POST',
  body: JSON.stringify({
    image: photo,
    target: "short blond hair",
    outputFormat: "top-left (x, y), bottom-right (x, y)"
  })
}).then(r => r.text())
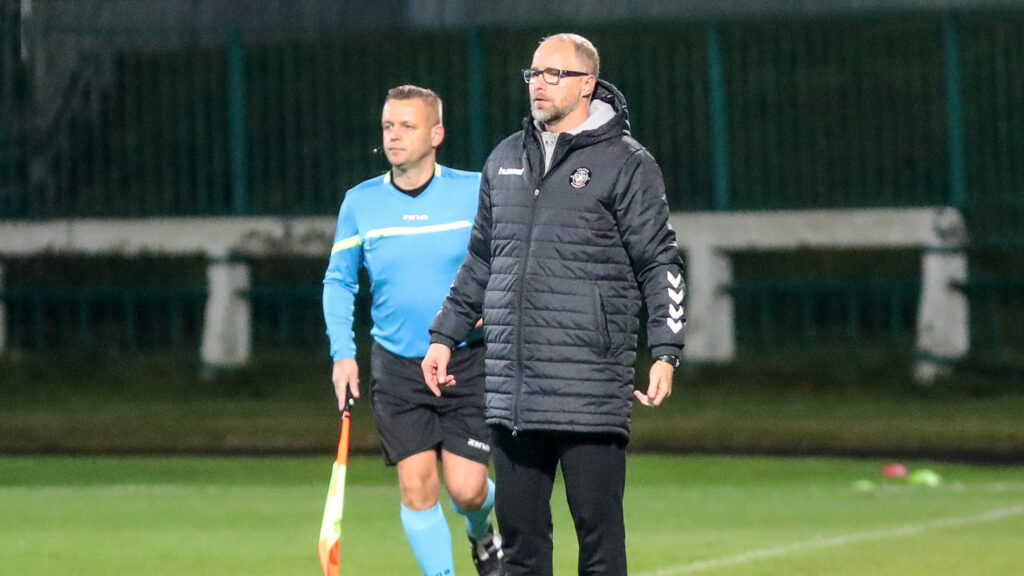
top-left (541, 33), bottom-right (600, 78)
top-left (385, 85), bottom-right (443, 126)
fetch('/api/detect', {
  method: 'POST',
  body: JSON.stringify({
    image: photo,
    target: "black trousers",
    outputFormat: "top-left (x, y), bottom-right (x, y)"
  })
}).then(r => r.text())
top-left (490, 425), bottom-right (629, 576)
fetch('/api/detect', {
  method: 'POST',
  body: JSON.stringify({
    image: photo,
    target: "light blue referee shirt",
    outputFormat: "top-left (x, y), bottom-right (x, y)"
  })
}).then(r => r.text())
top-left (323, 163), bottom-right (481, 360)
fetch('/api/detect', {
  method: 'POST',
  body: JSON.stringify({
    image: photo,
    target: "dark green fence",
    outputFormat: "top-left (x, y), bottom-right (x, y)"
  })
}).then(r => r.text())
top-left (2, 285), bottom-right (206, 352)
top-left (961, 15), bottom-right (1024, 209)
top-left (732, 279), bottom-right (921, 355)
top-left (0, 283), bottom-right (336, 354)
top-left (2, 8), bottom-right (1023, 370)
top-left (730, 250), bottom-right (920, 357)
top-left (0, 257), bottom-right (331, 354)
top-left (2, 12), bottom-right (1024, 217)
top-left (1, 269), bottom-right (924, 359)
top-left (2, 256), bottom-right (1021, 367)
top-left (961, 279), bottom-right (1024, 364)
top-left (0, 1), bottom-right (27, 206)
top-left (0, 257), bottom-right (206, 353)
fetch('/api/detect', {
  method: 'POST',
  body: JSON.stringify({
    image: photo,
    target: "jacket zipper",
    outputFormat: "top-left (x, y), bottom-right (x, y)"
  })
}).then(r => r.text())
top-left (513, 135), bottom-right (568, 437)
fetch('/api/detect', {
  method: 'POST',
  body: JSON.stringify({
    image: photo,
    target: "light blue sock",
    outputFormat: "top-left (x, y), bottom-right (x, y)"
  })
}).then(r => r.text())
top-left (400, 502), bottom-right (454, 576)
top-left (451, 478), bottom-right (495, 540)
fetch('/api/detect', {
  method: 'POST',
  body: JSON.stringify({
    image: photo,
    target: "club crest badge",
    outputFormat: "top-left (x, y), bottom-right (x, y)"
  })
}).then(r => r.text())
top-left (569, 167), bottom-right (591, 189)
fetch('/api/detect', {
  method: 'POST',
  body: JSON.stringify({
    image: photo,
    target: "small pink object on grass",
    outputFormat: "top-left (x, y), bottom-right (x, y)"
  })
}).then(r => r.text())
top-left (883, 463), bottom-right (908, 478)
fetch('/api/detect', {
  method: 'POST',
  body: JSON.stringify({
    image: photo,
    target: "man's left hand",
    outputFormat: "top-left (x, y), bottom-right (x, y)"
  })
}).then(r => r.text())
top-left (634, 361), bottom-right (674, 406)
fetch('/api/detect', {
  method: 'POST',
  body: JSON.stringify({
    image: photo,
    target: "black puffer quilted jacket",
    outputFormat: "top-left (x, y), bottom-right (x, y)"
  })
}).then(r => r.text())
top-left (431, 79), bottom-right (685, 437)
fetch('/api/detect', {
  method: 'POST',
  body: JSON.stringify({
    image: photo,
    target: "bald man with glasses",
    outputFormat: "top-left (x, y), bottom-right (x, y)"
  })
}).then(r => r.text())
top-left (423, 34), bottom-right (685, 576)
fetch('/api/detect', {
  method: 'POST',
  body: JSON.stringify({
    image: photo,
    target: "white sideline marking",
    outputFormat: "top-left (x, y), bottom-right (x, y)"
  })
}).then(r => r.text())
top-left (637, 505), bottom-right (1024, 576)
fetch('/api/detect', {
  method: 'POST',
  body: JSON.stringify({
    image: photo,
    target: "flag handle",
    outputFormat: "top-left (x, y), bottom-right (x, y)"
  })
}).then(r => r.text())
top-left (336, 390), bottom-right (353, 461)
top-left (319, 384), bottom-right (354, 576)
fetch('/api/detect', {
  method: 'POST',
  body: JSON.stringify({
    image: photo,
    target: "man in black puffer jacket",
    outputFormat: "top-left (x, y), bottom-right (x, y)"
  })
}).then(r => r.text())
top-left (422, 33), bottom-right (685, 576)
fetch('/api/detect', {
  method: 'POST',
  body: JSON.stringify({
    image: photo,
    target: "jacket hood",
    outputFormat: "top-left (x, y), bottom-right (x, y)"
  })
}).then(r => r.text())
top-left (592, 78), bottom-right (630, 127)
top-left (523, 78), bottom-right (632, 142)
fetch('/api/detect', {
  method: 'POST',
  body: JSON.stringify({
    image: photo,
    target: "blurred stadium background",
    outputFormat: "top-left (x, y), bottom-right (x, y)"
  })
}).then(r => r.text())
top-left (1, 0), bottom-right (1023, 455)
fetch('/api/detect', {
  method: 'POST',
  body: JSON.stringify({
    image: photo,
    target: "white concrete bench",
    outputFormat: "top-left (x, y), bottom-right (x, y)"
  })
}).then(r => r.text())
top-left (0, 208), bottom-right (969, 381)
top-left (670, 207), bottom-right (969, 381)
top-left (0, 217), bottom-right (336, 370)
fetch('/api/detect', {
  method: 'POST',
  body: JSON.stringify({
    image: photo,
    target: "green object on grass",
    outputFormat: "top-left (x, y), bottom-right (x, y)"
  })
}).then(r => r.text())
top-left (909, 468), bottom-right (943, 487)
top-left (853, 479), bottom-right (876, 492)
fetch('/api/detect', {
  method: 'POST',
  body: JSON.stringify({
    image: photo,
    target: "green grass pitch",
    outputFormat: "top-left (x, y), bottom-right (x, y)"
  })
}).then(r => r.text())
top-left (1, 454), bottom-right (1021, 575)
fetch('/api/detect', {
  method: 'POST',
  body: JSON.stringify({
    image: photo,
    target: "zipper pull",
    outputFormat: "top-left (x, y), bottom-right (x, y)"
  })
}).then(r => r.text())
top-left (533, 189), bottom-right (539, 197)
top-left (512, 426), bottom-right (519, 437)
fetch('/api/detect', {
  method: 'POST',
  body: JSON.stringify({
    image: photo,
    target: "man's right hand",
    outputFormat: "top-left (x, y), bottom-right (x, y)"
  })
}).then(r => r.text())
top-left (421, 343), bottom-right (455, 397)
top-left (331, 359), bottom-right (360, 410)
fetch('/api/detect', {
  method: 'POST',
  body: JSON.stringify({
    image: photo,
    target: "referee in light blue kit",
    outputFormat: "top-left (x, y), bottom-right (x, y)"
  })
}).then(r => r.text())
top-left (322, 85), bottom-right (505, 576)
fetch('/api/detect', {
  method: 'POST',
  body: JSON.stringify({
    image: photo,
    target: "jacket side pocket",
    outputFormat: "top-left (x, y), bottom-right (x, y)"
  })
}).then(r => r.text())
top-left (592, 284), bottom-right (611, 356)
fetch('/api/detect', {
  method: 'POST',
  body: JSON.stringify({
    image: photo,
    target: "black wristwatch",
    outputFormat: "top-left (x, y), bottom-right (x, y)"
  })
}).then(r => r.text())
top-left (654, 354), bottom-right (680, 369)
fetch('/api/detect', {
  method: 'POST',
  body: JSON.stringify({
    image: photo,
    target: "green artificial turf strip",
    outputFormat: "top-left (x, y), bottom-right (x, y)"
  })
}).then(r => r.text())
top-left (1, 455), bottom-right (1022, 575)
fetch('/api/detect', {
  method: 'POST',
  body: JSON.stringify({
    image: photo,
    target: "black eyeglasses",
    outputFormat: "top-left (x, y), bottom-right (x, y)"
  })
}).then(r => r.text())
top-left (522, 67), bottom-right (591, 85)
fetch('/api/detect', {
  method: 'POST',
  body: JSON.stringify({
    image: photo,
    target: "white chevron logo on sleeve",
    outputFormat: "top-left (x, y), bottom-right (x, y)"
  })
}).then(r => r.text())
top-left (668, 288), bottom-right (684, 303)
top-left (666, 271), bottom-right (685, 333)
top-left (668, 318), bottom-right (684, 333)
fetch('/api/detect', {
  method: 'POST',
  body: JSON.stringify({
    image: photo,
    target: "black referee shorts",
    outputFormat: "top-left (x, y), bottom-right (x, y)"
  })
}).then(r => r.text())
top-left (369, 341), bottom-right (491, 466)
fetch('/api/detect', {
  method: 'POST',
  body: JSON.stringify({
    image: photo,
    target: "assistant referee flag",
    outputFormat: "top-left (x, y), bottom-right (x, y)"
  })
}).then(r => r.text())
top-left (318, 397), bottom-right (352, 576)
